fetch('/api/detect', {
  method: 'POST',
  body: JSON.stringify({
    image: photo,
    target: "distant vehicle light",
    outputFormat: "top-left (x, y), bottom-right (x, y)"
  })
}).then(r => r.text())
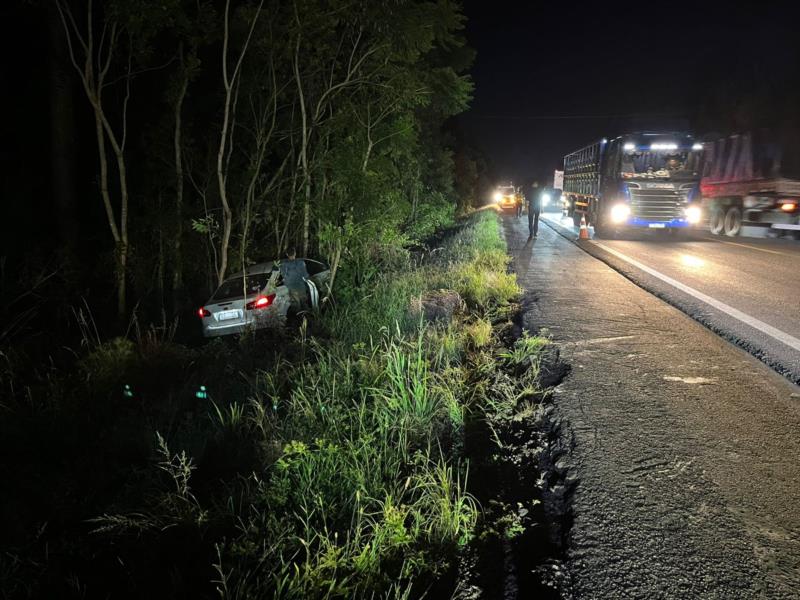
top-left (623, 143), bottom-right (636, 151)
top-left (780, 201), bottom-right (797, 212)
top-left (685, 205), bottom-right (702, 224)
top-left (542, 193), bottom-right (551, 206)
top-left (493, 191), bottom-right (502, 203)
top-left (610, 203), bottom-right (631, 224)
top-left (650, 143), bottom-right (679, 151)
top-left (692, 143), bottom-right (703, 151)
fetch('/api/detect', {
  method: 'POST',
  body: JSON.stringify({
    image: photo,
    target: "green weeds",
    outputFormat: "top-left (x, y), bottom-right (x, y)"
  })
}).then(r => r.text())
top-left (1, 211), bottom-right (532, 599)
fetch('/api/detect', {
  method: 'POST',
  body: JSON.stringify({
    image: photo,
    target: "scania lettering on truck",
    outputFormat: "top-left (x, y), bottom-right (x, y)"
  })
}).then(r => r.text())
top-left (561, 133), bottom-right (704, 237)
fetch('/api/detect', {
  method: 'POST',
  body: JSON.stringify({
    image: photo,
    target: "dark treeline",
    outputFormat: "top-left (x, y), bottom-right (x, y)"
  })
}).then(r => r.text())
top-left (4, 0), bottom-right (479, 333)
top-left (1, 2), bottom-right (515, 599)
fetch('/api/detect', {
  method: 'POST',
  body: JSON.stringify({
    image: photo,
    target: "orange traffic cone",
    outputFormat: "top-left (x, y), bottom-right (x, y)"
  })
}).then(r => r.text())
top-left (579, 214), bottom-right (590, 240)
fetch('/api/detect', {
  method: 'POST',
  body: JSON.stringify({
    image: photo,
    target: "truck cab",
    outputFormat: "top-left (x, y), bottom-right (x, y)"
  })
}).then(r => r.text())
top-left (562, 133), bottom-right (704, 236)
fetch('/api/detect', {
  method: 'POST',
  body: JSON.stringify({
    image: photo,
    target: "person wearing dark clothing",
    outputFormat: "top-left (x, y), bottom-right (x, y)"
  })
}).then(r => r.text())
top-left (528, 181), bottom-right (542, 239)
top-left (279, 249), bottom-right (310, 312)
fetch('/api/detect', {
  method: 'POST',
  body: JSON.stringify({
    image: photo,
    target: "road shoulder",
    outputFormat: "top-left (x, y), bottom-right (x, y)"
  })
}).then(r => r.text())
top-left (504, 214), bottom-right (800, 599)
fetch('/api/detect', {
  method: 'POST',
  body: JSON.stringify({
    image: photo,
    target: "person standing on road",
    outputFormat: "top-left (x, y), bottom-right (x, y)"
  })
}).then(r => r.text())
top-left (279, 248), bottom-right (310, 312)
top-left (528, 180), bottom-right (542, 239)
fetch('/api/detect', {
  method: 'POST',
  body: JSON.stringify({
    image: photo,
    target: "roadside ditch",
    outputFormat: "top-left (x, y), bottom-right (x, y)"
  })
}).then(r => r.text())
top-left (455, 306), bottom-right (575, 599)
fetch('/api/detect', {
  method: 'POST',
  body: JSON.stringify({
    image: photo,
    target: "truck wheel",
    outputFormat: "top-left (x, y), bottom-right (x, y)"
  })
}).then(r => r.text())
top-left (592, 213), bottom-right (612, 239)
top-left (723, 206), bottom-right (742, 237)
top-left (709, 207), bottom-right (724, 235)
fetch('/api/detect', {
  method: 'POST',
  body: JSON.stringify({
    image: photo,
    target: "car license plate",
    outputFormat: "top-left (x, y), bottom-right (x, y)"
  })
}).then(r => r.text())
top-left (648, 223), bottom-right (666, 229)
top-left (217, 310), bottom-right (239, 321)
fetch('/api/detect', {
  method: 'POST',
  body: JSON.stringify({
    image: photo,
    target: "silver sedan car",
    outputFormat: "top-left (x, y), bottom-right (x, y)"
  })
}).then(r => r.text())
top-left (198, 259), bottom-right (330, 338)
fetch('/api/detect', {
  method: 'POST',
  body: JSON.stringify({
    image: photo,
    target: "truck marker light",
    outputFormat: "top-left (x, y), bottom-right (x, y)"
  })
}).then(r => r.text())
top-left (650, 143), bottom-right (678, 151)
top-left (780, 202), bottom-right (797, 212)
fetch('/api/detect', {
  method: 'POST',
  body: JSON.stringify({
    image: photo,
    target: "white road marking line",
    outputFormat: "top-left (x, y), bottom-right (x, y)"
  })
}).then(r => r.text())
top-left (717, 240), bottom-right (791, 256)
top-left (590, 240), bottom-right (800, 353)
top-left (540, 217), bottom-right (800, 353)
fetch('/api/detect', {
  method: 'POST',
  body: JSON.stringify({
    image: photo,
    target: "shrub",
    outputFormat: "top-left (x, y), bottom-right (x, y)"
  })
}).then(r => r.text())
top-left (465, 318), bottom-right (492, 349)
top-left (79, 336), bottom-right (136, 392)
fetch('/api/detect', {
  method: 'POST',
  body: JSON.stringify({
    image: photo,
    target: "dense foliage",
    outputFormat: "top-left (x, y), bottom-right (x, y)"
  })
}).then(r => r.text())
top-left (1, 211), bottom-right (530, 598)
top-left (43, 0), bottom-right (474, 321)
top-left (0, 4), bottom-right (553, 598)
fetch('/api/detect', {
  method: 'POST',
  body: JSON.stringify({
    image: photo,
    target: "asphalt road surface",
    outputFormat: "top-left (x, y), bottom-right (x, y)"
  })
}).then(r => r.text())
top-left (503, 213), bottom-right (800, 599)
top-left (544, 214), bottom-right (800, 385)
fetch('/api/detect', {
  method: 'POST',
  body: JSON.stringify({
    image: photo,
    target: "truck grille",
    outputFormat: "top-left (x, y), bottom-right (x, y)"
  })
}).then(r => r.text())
top-left (629, 187), bottom-right (689, 220)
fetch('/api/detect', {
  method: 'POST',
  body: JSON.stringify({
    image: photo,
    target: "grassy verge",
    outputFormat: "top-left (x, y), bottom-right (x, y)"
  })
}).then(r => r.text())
top-left (2, 210), bottom-right (565, 599)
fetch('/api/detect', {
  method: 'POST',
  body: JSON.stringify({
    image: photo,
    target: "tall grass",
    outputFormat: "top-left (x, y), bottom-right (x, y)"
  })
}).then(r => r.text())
top-left (1, 210), bottom-right (518, 599)
top-left (202, 212), bottom-right (514, 596)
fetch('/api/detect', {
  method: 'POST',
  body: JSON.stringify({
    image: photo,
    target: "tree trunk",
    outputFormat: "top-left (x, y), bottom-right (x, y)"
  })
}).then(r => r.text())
top-left (302, 182), bottom-right (311, 256)
top-left (157, 193), bottom-right (165, 315)
top-left (215, 0), bottom-right (264, 285)
top-left (114, 150), bottom-right (129, 320)
top-left (56, 0), bottom-right (128, 320)
top-left (117, 241), bottom-right (128, 321)
top-left (293, 35), bottom-right (312, 257)
top-left (172, 60), bottom-right (188, 314)
top-left (92, 104), bottom-right (127, 319)
top-left (48, 4), bottom-right (78, 252)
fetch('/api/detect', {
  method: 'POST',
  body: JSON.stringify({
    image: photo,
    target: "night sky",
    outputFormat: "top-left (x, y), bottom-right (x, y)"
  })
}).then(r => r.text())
top-left (459, 0), bottom-right (800, 185)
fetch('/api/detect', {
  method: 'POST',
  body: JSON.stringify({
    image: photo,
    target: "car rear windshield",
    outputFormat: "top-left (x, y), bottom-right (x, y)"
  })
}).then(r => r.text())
top-left (305, 260), bottom-right (327, 276)
top-left (212, 273), bottom-right (270, 301)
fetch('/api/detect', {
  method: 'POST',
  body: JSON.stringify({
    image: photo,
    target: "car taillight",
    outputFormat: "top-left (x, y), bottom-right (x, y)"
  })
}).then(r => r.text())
top-left (198, 307), bottom-right (211, 318)
top-left (245, 294), bottom-right (276, 310)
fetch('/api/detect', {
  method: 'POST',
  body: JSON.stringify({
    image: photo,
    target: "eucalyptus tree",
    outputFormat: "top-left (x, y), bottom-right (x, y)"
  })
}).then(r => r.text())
top-left (55, 0), bottom-right (186, 319)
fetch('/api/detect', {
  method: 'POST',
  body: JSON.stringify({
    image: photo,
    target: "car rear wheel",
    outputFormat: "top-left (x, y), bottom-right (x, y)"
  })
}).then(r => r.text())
top-left (724, 206), bottom-right (742, 237)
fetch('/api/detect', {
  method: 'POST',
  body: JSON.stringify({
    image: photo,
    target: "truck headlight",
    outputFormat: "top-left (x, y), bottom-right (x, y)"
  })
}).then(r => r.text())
top-left (493, 191), bottom-right (502, 203)
top-left (685, 205), bottom-right (702, 224)
top-left (610, 204), bottom-right (631, 224)
top-left (542, 193), bottom-right (551, 206)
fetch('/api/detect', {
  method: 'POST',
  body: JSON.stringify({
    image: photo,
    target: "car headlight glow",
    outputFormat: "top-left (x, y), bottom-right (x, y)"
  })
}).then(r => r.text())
top-left (610, 204), bottom-right (631, 224)
top-left (685, 205), bottom-right (702, 224)
top-left (542, 193), bottom-right (551, 206)
top-left (493, 191), bottom-right (502, 203)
